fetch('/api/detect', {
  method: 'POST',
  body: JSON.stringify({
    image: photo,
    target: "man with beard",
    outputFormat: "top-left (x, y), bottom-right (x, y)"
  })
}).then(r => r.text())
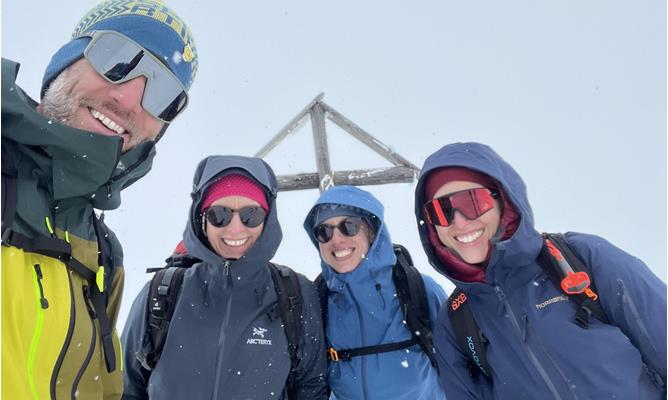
top-left (1, 1), bottom-right (197, 398)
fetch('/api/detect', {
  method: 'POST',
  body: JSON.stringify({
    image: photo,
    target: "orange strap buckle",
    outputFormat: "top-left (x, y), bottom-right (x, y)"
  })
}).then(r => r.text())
top-left (328, 348), bottom-right (340, 362)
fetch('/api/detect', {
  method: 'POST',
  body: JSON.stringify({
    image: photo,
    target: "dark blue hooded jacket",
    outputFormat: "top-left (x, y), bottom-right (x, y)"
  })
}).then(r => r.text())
top-left (303, 185), bottom-right (446, 400)
top-left (414, 142), bottom-right (667, 400)
top-left (122, 155), bottom-right (328, 400)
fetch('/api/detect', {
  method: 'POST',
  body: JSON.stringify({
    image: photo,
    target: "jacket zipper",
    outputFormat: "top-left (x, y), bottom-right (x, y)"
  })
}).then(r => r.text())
top-left (210, 261), bottom-right (233, 400)
top-left (51, 271), bottom-right (77, 399)
top-left (28, 265), bottom-right (48, 400)
top-left (71, 285), bottom-right (97, 400)
top-left (346, 283), bottom-right (370, 400)
top-left (493, 285), bottom-right (564, 400)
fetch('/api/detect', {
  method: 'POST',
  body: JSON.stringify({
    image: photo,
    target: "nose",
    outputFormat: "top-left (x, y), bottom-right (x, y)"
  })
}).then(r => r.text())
top-left (329, 227), bottom-right (348, 243)
top-left (224, 213), bottom-right (247, 231)
top-left (109, 76), bottom-right (146, 112)
top-left (450, 210), bottom-right (471, 228)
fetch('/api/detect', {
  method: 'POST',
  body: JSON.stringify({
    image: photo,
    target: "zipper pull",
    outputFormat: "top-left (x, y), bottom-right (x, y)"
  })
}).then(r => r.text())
top-left (221, 261), bottom-right (231, 289)
top-left (82, 285), bottom-right (97, 318)
top-left (494, 285), bottom-right (506, 301)
top-left (375, 282), bottom-right (386, 310)
top-left (33, 264), bottom-right (49, 309)
top-left (521, 313), bottom-right (529, 342)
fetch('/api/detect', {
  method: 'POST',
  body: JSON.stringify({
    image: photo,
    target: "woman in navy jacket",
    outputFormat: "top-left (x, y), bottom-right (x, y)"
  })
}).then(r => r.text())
top-left (414, 142), bottom-right (666, 399)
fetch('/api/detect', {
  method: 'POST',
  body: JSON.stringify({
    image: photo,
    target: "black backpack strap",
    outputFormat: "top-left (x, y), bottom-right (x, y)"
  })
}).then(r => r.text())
top-left (1, 142), bottom-right (18, 240)
top-left (313, 273), bottom-right (328, 329)
top-left (268, 263), bottom-right (303, 400)
top-left (138, 261), bottom-right (190, 371)
top-left (328, 339), bottom-right (418, 362)
top-left (538, 233), bottom-right (609, 328)
top-left (447, 288), bottom-right (493, 380)
top-left (89, 213), bottom-right (117, 372)
top-left (391, 243), bottom-right (438, 370)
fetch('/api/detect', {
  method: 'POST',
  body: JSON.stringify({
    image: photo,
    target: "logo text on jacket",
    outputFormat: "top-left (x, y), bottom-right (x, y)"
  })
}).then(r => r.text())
top-left (247, 326), bottom-right (272, 345)
top-left (535, 295), bottom-right (568, 310)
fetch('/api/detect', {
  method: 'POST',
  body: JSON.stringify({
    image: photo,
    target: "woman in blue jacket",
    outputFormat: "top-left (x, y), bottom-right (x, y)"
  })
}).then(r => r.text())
top-left (303, 185), bottom-right (446, 400)
top-left (414, 142), bottom-right (666, 399)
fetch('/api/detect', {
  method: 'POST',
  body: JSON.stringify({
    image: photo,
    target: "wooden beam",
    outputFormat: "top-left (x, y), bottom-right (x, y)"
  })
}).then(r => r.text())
top-left (320, 100), bottom-right (420, 171)
top-left (310, 102), bottom-right (334, 192)
top-left (276, 166), bottom-right (416, 191)
top-left (254, 92), bottom-right (324, 158)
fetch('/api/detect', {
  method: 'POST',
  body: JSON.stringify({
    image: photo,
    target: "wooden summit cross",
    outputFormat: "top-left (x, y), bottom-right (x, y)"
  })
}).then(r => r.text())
top-left (255, 93), bottom-right (420, 193)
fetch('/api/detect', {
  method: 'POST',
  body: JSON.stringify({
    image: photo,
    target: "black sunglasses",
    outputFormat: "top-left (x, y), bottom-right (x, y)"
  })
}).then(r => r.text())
top-left (313, 217), bottom-right (365, 244)
top-left (83, 30), bottom-right (188, 123)
top-left (205, 205), bottom-right (267, 228)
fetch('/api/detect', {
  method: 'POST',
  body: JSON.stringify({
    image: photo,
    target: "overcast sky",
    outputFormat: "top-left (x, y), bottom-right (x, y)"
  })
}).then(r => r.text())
top-left (3, 0), bottom-right (666, 329)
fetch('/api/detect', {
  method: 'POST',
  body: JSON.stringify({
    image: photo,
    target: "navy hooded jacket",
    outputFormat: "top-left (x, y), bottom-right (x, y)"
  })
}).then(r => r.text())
top-left (304, 185), bottom-right (446, 400)
top-left (122, 155), bottom-right (328, 400)
top-left (414, 142), bottom-right (667, 400)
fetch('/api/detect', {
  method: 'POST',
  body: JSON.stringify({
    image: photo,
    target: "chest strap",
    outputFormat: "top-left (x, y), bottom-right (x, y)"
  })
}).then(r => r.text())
top-left (328, 338), bottom-right (417, 362)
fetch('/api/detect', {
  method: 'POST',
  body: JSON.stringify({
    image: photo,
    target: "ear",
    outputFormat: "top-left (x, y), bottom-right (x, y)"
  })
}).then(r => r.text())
top-left (365, 221), bottom-right (376, 243)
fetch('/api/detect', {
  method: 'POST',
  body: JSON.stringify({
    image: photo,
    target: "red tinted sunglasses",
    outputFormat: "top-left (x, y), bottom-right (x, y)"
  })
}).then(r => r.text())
top-left (423, 188), bottom-right (499, 227)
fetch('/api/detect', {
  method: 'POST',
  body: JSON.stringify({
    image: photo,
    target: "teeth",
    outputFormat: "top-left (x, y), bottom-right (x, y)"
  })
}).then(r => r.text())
top-left (333, 248), bottom-right (353, 258)
top-left (91, 109), bottom-right (126, 135)
top-left (224, 238), bottom-right (248, 247)
top-left (456, 229), bottom-right (483, 244)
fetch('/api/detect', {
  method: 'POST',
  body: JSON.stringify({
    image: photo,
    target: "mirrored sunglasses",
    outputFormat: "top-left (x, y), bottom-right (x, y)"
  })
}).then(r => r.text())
top-left (313, 217), bottom-right (364, 244)
top-left (423, 188), bottom-right (499, 227)
top-left (83, 30), bottom-right (188, 123)
top-left (205, 205), bottom-right (267, 228)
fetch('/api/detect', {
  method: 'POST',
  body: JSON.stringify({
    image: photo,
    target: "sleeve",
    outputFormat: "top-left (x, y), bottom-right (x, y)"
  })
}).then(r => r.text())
top-left (433, 306), bottom-right (494, 400)
top-left (292, 276), bottom-right (329, 400)
top-left (421, 273), bottom-right (447, 324)
top-left (566, 232), bottom-right (667, 383)
top-left (120, 283), bottom-right (152, 400)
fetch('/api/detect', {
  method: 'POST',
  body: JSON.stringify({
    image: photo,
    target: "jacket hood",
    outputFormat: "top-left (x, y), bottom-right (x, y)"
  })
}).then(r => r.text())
top-left (2, 58), bottom-right (156, 211)
top-left (414, 142), bottom-right (542, 284)
top-left (183, 155), bottom-right (281, 267)
top-left (303, 185), bottom-right (396, 285)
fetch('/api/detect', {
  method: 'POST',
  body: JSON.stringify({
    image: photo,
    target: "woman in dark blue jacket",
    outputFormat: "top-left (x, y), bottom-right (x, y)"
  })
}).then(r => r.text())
top-left (303, 185), bottom-right (446, 400)
top-left (122, 155), bottom-right (328, 399)
top-left (414, 142), bottom-right (666, 399)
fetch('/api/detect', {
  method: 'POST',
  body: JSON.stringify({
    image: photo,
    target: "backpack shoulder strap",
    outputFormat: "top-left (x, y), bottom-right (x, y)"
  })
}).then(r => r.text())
top-left (391, 243), bottom-right (438, 369)
top-left (138, 257), bottom-right (192, 371)
top-left (447, 288), bottom-right (493, 380)
top-left (313, 272), bottom-right (328, 330)
top-left (89, 213), bottom-right (118, 372)
top-left (538, 233), bottom-right (609, 328)
top-left (268, 263), bottom-right (303, 399)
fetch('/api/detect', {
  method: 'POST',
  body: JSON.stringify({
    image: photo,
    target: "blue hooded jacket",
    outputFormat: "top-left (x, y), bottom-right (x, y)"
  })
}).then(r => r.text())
top-left (414, 142), bottom-right (667, 400)
top-left (303, 185), bottom-right (446, 400)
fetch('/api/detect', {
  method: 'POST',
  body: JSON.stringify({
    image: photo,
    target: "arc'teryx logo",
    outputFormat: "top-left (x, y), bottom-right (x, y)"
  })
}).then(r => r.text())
top-left (247, 327), bottom-right (272, 346)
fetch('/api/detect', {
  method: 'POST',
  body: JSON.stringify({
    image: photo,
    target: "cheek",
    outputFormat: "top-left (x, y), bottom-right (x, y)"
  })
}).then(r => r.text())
top-left (434, 225), bottom-right (452, 245)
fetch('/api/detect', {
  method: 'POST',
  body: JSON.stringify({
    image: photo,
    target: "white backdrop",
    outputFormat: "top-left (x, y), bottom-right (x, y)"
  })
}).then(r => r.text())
top-left (3, 0), bottom-right (665, 329)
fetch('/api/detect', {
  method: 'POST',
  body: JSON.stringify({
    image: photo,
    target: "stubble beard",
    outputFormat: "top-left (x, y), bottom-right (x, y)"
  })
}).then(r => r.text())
top-left (39, 69), bottom-right (143, 150)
